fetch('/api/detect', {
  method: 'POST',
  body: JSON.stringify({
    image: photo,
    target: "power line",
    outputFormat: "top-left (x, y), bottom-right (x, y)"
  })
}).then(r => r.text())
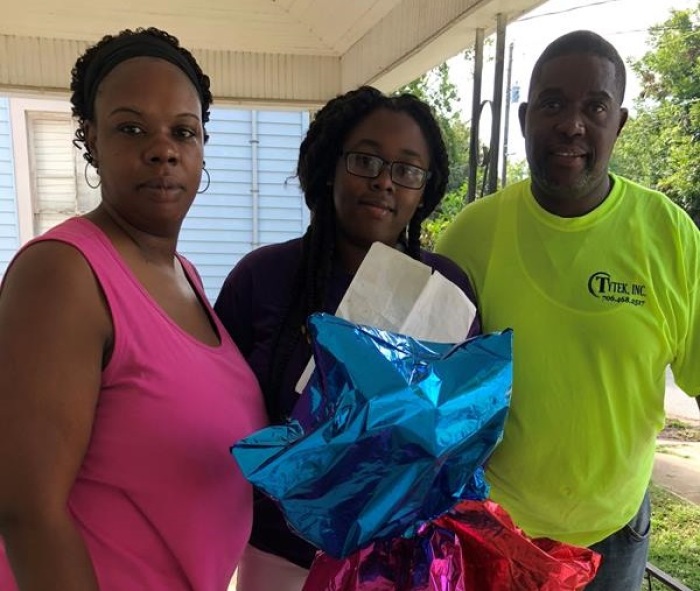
top-left (517, 0), bottom-right (627, 22)
top-left (516, 0), bottom-right (697, 29)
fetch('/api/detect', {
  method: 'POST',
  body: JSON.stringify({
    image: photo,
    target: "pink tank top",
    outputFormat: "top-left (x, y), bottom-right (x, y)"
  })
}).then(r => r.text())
top-left (0, 218), bottom-right (267, 590)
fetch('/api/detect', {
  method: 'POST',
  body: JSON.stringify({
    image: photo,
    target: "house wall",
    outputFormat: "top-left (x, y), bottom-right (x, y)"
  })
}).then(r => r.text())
top-left (0, 98), bottom-right (19, 274)
top-left (182, 108), bottom-right (310, 300)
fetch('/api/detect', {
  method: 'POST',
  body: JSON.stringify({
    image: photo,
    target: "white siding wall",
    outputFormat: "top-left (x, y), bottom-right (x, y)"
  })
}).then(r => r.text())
top-left (0, 98), bottom-right (18, 275)
top-left (182, 107), bottom-right (309, 301)
top-left (257, 111), bottom-right (311, 243)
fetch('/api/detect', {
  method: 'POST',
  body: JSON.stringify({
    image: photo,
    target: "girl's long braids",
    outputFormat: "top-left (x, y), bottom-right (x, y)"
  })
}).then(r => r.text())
top-left (265, 86), bottom-right (449, 422)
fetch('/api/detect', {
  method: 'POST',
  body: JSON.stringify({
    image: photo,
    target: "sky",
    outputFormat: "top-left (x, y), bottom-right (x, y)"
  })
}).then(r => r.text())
top-left (448, 0), bottom-right (698, 161)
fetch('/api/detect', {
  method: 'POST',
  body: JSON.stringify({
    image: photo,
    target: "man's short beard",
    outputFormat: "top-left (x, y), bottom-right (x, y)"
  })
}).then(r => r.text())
top-left (530, 164), bottom-right (595, 199)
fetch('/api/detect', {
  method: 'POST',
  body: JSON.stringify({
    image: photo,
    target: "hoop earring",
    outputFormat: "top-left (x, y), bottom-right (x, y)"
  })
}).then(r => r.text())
top-left (84, 161), bottom-right (101, 190)
top-left (198, 164), bottom-right (211, 194)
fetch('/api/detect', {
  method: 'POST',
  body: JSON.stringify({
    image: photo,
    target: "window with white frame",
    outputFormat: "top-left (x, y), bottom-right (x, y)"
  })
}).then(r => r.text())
top-left (10, 98), bottom-right (100, 244)
top-left (26, 112), bottom-right (100, 235)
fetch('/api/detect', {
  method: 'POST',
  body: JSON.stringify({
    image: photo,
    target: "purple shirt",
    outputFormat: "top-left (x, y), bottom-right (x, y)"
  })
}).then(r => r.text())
top-left (214, 237), bottom-right (479, 568)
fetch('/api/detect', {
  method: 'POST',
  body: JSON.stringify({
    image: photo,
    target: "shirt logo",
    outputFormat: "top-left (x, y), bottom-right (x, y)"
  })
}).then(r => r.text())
top-left (587, 271), bottom-right (647, 307)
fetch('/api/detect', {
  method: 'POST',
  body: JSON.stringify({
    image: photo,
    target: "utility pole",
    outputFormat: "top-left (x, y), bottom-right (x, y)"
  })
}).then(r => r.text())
top-left (467, 29), bottom-right (485, 204)
top-left (486, 13), bottom-right (506, 196)
top-left (502, 42), bottom-right (514, 188)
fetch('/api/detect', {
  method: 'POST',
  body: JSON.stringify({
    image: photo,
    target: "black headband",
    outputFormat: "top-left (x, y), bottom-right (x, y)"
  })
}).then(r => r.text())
top-left (83, 32), bottom-right (204, 120)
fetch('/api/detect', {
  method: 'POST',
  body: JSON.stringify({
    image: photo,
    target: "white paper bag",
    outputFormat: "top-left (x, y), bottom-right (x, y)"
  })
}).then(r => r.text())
top-left (295, 242), bottom-right (477, 392)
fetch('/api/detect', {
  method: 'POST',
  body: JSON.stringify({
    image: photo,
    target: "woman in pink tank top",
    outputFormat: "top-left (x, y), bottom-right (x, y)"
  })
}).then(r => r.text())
top-left (0, 28), bottom-right (266, 591)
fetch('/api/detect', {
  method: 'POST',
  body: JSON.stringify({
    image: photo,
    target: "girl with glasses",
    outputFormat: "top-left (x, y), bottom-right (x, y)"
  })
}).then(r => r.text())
top-left (214, 85), bottom-right (480, 591)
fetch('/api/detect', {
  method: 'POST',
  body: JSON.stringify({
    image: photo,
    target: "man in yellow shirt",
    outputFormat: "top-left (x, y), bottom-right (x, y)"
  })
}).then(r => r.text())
top-left (437, 30), bottom-right (700, 590)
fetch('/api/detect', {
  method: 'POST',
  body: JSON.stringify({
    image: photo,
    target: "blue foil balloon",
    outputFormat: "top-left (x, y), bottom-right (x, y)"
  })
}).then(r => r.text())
top-left (232, 313), bottom-right (512, 558)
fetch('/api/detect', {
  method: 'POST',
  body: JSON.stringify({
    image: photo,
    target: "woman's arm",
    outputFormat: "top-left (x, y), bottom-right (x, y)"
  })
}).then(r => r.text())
top-left (0, 242), bottom-right (111, 591)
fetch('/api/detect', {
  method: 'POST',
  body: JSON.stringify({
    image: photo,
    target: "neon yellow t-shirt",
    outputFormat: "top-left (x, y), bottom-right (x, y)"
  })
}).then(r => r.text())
top-left (436, 175), bottom-right (700, 546)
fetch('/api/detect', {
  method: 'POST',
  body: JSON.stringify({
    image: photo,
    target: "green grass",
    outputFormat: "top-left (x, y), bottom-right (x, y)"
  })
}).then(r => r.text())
top-left (665, 418), bottom-right (691, 430)
top-left (664, 417), bottom-right (700, 432)
top-left (659, 418), bottom-right (700, 442)
top-left (646, 483), bottom-right (700, 590)
top-left (655, 443), bottom-right (692, 459)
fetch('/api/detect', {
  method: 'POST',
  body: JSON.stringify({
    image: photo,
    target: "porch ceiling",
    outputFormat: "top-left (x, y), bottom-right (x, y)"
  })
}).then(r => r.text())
top-left (0, 0), bottom-right (545, 107)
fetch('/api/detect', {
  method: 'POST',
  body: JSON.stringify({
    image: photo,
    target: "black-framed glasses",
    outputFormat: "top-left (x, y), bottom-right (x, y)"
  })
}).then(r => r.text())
top-left (344, 151), bottom-right (431, 190)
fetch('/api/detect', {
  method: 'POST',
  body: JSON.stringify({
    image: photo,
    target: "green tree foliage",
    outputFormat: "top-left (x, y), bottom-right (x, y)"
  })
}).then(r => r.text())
top-left (504, 157), bottom-right (529, 186)
top-left (398, 62), bottom-right (471, 193)
top-left (421, 157), bottom-right (528, 249)
top-left (421, 182), bottom-right (469, 250)
top-left (611, 5), bottom-right (700, 223)
top-left (399, 56), bottom-right (481, 249)
top-left (398, 60), bottom-right (473, 249)
top-left (398, 52), bottom-right (530, 249)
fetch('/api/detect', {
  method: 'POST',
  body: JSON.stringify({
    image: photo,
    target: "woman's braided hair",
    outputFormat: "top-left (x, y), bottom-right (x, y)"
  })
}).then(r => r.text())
top-left (265, 85), bottom-right (449, 421)
top-left (69, 26), bottom-right (213, 167)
